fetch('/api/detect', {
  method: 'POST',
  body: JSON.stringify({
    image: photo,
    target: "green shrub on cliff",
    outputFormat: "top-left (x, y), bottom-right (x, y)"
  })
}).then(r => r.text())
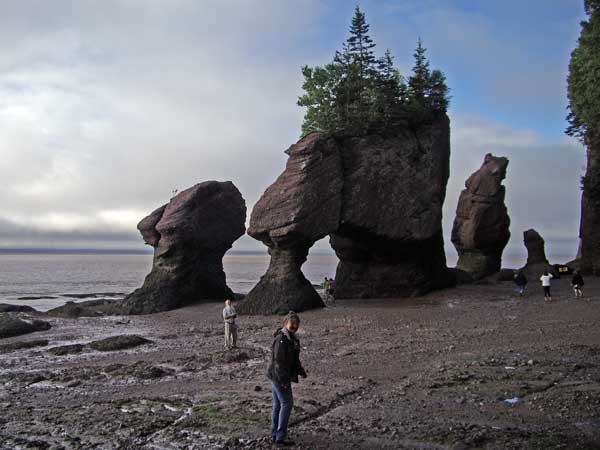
top-left (298, 6), bottom-right (449, 137)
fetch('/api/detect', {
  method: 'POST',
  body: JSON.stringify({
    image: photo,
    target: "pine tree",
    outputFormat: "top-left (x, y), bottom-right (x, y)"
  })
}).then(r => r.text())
top-left (332, 5), bottom-right (380, 135)
top-left (374, 49), bottom-right (405, 130)
top-left (346, 5), bottom-right (378, 81)
top-left (407, 38), bottom-right (449, 122)
top-left (297, 7), bottom-right (449, 136)
top-left (428, 69), bottom-right (449, 113)
top-left (408, 38), bottom-right (430, 102)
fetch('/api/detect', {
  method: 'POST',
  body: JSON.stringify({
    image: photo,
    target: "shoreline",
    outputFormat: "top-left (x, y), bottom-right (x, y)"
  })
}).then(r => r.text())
top-left (1, 277), bottom-right (599, 449)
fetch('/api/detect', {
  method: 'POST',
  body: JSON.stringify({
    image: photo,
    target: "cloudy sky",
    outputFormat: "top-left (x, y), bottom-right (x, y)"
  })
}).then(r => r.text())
top-left (0, 0), bottom-right (587, 264)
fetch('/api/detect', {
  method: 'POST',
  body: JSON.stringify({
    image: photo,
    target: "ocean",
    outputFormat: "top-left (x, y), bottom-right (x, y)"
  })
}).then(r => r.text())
top-left (0, 251), bottom-right (548, 312)
top-left (0, 252), bottom-right (339, 311)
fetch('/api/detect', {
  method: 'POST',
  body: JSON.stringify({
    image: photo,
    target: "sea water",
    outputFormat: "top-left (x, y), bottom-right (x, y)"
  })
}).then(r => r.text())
top-left (0, 252), bottom-right (339, 311)
top-left (0, 251), bottom-right (549, 311)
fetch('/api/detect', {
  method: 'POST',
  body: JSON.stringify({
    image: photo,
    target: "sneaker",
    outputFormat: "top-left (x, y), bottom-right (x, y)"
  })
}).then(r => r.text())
top-left (276, 439), bottom-right (296, 447)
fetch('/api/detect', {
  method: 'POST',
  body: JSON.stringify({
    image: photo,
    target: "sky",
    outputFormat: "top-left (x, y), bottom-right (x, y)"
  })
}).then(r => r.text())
top-left (0, 0), bottom-right (588, 265)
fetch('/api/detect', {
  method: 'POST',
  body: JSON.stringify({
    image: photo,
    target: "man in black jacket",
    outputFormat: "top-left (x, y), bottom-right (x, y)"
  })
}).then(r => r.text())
top-left (267, 311), bottom-right (307, 446)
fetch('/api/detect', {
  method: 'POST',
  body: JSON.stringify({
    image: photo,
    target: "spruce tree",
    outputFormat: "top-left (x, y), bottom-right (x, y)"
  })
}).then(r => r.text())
top-left (298, 7), bottom-right (448, 136)
top-left (408, 38), bottom-right (430, 102)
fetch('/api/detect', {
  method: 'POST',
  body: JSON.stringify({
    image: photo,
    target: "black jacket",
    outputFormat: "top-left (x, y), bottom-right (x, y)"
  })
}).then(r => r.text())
top-left (572, 273), bottom-right (584, 286)
top-left (514, 272), bottom-right (528, 286)
top-left (267, 328), bottom-right (306, 385)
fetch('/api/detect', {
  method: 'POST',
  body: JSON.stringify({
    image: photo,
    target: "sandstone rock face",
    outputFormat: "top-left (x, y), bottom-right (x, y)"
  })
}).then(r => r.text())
top-left (121, 181), bottom-right (246, 314)
top-left (239, 115), bottom-right (453, 314)
top-left (451, 153), bottom-right (510, 279)
top-left (238, 134), bottom-right (342, 314)
top-left (331, 117), bottom-right (452, 299)
top-left (521, 229), bottom-right (555, 277)
top-left (580, 138), bottom-right (600, 275)
top-left (524, 229), bottom-right (549, 266)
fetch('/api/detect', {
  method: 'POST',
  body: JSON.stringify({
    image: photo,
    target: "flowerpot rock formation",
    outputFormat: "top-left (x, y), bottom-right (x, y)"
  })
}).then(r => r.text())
top-left (120, 181), bottom-right (246, 314)
top-left (238, 115), bottom-right (454, 315)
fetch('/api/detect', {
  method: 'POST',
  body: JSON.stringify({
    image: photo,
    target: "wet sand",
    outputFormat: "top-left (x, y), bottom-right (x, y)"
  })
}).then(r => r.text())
top-left (1, 276), bottom-right (600, 449)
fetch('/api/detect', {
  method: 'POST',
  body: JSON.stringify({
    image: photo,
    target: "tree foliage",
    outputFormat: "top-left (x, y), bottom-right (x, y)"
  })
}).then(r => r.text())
top-left (567, 0), bottom-right (600, 202)
top-left (298, 6), bottom-right (450, 137)
top-left (567, 0), bottom-right (600, 141)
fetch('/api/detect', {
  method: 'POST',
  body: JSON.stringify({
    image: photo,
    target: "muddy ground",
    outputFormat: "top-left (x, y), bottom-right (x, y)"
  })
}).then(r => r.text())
top-left (1, 277), bottom-right (600, 450)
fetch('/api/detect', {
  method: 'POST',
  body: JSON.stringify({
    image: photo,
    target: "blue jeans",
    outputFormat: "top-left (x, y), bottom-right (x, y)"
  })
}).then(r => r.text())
top-left (271, 382), bottom-right (293, 441)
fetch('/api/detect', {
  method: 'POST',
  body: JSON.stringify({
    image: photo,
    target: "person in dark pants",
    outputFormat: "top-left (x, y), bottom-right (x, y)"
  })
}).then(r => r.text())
top-left (514, 270), bottom-right (528, 297)
top-left (267, 311), bottom-right (307, 447)
top-left (571, 270), bottom-right (585, 299)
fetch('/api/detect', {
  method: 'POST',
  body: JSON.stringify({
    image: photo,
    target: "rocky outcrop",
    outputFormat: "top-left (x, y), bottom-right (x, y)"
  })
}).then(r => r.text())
top-left (237, 134), bottom-right (342, 314)
top-left (120, 181), bottom-right (246, 314)
top-left (0, 315), bottom-right (51, 339)
top-left (451, 153), bottom-right (510, 279)
top-left (521, 229), bottom-right (555, 277)
top-left (89, 335), bottom-right (151, 352)
top-left (239, 115), bottom-right (454, 314)
top-left (524, 229), bottom-right (548, 266)
top-left (331, 118), bottom-right (453, 299)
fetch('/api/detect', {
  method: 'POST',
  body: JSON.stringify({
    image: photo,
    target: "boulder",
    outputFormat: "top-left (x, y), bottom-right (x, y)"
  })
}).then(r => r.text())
top-left (0, 304), bottom-right (38, 313)
top-left (0, 339), bottom-right (48, 353)
top-left (48, 344), bottom-right (85, 356)
top-left (46, 301), bottom-right (103, 318)
top-left (120, 181), bottom-right (246, 314)
top-left (240, 115), bottom-right (454, 313)
top-left (89, 335), bottom-right (151, 352)
top-left (451, 153), bottom-right (510, 279)
top-left (0, 315), bottom-right (51, 339)
top-left (238, 133), bottom-right (341, 314)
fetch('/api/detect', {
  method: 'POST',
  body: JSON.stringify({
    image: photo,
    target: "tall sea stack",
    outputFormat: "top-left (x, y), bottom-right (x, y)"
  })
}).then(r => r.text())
top-left (451, 153), bottom-right (510, 280)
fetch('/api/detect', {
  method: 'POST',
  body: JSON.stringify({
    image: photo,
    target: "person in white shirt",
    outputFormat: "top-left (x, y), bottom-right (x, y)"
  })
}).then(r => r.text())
top-left (222, 299), bottom-right (238, 349)
top-left (540, 270), bottom-right (554, 302)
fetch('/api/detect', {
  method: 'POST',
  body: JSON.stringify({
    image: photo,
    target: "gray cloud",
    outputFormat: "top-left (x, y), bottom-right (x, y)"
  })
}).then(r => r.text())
top-left (0, 1), bottom-right (587, 265)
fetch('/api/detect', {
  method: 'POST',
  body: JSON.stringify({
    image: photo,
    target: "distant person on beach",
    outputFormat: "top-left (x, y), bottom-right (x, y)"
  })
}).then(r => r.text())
top-left (222, 299), bottom-right (238, 350)
top-left (514, 270), bottom-right (528, 297)
top-left (571, 270), bottom-right (585, 299)
top-left (267, 311), bottom-right (307, 447)
top-left (540, 270), bottom-right (554, 302)
top-left (328, 277), bottom-right (335, 299)
top-left (322, 277), bottom-right (330, 300)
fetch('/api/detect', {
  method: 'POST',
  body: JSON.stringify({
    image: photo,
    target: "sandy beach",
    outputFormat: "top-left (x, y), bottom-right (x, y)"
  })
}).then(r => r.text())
top-left (1, 276), bottom-right (599, 450)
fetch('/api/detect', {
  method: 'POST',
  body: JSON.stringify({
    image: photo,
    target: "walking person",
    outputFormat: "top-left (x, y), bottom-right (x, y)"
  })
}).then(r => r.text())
top-left (222, 299), bottom-right (238, 350)
top-left (328, 277), bottom-right (336, 300)
top-left (267, 311), bottom-right (307, 447)
top-left (540, 270), bottom-right (554, 302)
top-left (514, 270), bottom-right (528, 297)
top-left (322, 277), bottom-right (330, 301)
top-left (571, 270), bottom-right (585, 299)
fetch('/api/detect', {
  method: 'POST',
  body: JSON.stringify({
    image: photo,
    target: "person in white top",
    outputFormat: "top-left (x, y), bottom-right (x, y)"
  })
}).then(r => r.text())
top-left (222, 299), bottom-right (238, 349)
top-left (540, 270), bottom-right (554, 302)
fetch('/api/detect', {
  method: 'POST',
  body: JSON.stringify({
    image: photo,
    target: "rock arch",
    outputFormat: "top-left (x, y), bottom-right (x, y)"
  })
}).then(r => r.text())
top-left (238, 115), bottom-right (454, 315)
